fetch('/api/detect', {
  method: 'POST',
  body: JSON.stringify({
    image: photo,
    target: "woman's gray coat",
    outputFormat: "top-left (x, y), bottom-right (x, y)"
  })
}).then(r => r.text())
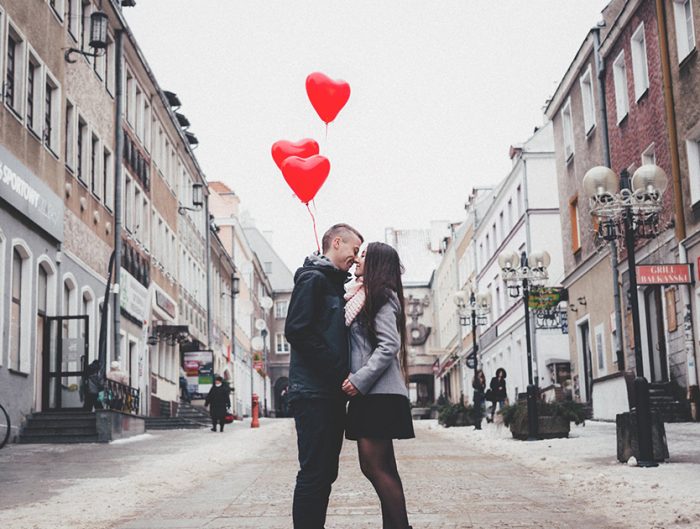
top-left (347, 291), bottom-right (408, 397)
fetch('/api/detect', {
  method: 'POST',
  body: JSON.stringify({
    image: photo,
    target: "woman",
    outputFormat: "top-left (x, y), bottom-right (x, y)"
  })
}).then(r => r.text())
top-left (205, 375), bottom-right (230, 432)
top-left (472, 369), bottom-right (487, 430)
top-left (342, 242), bottom-right (414, 529)
top-left (487, 367), bottom-right (508, 423)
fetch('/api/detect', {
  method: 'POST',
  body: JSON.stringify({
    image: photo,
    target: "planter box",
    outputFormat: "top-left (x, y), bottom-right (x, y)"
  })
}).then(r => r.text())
top-left (510, 415), bottom-right (570, 440)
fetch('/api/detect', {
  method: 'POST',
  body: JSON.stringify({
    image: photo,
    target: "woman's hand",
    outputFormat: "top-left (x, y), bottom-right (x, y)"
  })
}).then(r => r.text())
top-left (342, 378), bottom-right (359, 397)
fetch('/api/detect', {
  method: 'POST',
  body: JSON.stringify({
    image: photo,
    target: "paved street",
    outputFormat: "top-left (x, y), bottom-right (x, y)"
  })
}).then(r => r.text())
top-left (0, 418), bottom-right (641, 529)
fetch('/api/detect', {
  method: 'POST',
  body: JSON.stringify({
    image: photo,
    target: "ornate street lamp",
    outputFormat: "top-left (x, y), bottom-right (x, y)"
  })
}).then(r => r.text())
top-left (498, 249), bottom-right (551, 440)
top-left (583, 164), bottom-right (668, 467)
top-left (453, 285), bottom-right (491, 429)
top-left (65, 10), bottom-right (109, 63)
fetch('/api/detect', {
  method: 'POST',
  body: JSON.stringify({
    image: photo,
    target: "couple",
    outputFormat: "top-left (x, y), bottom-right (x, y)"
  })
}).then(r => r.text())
top-left (285, 223), bottom-right (414, 529)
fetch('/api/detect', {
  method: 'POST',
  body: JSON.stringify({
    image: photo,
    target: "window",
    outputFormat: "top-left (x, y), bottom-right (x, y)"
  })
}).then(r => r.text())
top-left (642, 144), bottom-right (656, 166)
top-left (561, 98), bottom-right (574, 160)
top-left (103, 147), bottom-right (114, 210)
top-left (65, 100), bottom-right (75, 169)
top-left (67, 0), bottom-right (79, 40)
top-left (10, 245), bottom-right (31, 373)
top-left (516, 185), bottom-right (523, 218)
top-left (44, 74), bottom-right (60, 154)
top-left (124, 176), bottom-right (133, 231)
top-left (26, 54), bottom-right (41, 134)
top-left (687, 138), bottom-right (700, 204)
top-left (49, 0), bottom-right (65, 21)
top-left (673, 0), bottom-right (696, 62)
top-left (106, 33), bottom-right (115, 94)
top-left (631, 24), bottom-right (649, 100)
top-left (80, 1), bottom-right (92, 55)
top-left (569, 197), bottom-right (581, 253)
top-left (5, 26), bottom-right (25, 116)
top-left (595, 324), bottom-right (606, 374)
top-left (276, 333), bottom-right (290, 354)
top-left (125, 68), bottom-right (135, 125)
top-left (37, 264), bottom-right (48, 367)
top-left (77, 116), bottom-right (88, 183)
top-left (10, 248), bottom-right (23, 371)
top-left (91, 133), bottom-right (100, 197)
top-left (275, 300), bottom-right (288, 319)
top-left (579, 66), bottom-right (596, 133)
top-left (144, 101), bottom-right (151, 152)
top-left (613, 51), bottom-right (629, 123)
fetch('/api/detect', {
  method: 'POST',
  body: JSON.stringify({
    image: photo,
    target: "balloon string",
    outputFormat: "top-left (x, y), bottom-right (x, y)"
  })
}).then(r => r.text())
top-left (307, 203), bottom-right (320, 253)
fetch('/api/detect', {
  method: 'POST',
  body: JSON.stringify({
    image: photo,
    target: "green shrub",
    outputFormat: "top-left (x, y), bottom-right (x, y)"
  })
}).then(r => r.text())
top-left (499, 400), bottom-right (587, 427)
top-left (437, 402), bottom-right (474, 427)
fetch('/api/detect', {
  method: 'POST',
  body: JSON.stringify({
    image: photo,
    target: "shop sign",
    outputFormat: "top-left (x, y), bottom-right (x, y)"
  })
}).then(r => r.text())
top-left (183, 350), bottom-right (213, 398)
top-left (155, 290), bottom-right (176, 318)
top-left (528, 287), bottom-right (564, 310)
top-left (636, 264), bottom-right (692, 285)
top-left (0, 145), bottom-right (63, 241)
top-left (120, 268), bottom-right (149, 323)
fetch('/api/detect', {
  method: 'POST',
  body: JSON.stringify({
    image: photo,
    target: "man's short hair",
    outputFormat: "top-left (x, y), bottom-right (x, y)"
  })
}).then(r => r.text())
top-left (322, 223), bottom-right (364, 253)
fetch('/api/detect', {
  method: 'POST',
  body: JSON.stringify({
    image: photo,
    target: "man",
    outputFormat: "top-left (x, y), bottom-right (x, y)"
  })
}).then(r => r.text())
top-left (285, 223), bottom-right (363, 529)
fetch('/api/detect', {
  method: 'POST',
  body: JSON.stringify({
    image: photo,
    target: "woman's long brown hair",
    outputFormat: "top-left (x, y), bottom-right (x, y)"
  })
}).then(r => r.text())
top-left (361, 242), bottom-right (408, 382)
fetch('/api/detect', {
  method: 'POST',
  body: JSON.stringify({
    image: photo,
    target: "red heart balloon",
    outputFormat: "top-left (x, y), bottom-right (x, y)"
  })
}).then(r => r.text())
top-left (271, 138), bottom-right (320, 170)
top-left (281, 155), bottom-right (330, 204)
top-left (306, 72), bottom-right (351, 124)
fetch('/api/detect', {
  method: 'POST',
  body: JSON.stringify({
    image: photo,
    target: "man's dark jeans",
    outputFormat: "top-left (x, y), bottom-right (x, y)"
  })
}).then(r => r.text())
top-left (292, 398), bottom-right (346, 529)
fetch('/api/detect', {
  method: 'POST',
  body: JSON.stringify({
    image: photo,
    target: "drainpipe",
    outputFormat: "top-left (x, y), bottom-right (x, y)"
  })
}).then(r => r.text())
top-left (593, 25), bottom-right (625, 371)
top-left (113, 29), bottom-right (124, 365)
top-left (655, 0), bottom-right (698, 418)
top-left (205, 191), bottom-right (212, 348)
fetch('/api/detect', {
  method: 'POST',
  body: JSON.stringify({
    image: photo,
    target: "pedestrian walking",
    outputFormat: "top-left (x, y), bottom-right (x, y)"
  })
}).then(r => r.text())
top-left (472, 369), bottom-right (487, 430)
top-left (179, 367), bottom-right (191, 404)
top-left (204, 375), bottom-right (231, 432)
top-left (487, 368), bottom-right (508, 423)
top-left (342, 242), bottom-right (414, 529)
top-left (285, 223), bottom-right (364, 529)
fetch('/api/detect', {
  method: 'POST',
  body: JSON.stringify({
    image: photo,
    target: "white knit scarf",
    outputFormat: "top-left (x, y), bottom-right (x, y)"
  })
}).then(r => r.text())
top-left (344, 277), bottom-right (366, 327)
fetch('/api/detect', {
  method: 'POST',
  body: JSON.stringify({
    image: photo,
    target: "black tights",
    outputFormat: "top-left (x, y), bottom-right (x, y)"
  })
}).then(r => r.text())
top-left (358, 438), bottom-right (409, 529)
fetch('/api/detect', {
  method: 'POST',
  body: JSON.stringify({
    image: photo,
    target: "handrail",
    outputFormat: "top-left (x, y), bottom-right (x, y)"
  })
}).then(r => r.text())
top-left (103, 379), bottom-right (140, 415)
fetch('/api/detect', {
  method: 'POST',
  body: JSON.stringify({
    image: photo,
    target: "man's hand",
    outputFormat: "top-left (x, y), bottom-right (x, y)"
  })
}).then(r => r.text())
top-left (342, 378), bottom-right (359, 397)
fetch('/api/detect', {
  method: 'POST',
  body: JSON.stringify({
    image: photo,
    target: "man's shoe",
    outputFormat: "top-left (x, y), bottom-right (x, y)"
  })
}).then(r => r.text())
top-left (210, 427), bottom-right (216, 431)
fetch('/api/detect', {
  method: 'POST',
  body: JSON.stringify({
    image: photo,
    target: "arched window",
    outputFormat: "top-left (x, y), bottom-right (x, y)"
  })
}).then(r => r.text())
top-left (62, 275), bottom-right (78, 338)
top-left (10, 243), bottom-right (33, 373)
top-left (82, 288), bottom-right (95, 362)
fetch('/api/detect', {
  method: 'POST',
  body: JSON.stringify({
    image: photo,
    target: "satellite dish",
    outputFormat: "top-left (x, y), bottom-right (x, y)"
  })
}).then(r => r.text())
top-left (255, 319), bottom-right (267, 331)
top-left (251, 336), bottom-right (264, 351)
top-left (260, 296), bottom-right (273, 310)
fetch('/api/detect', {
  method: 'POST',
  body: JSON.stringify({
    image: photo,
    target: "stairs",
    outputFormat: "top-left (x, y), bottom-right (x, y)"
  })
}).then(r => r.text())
top-left (649, 382), bottom-right (691, 423)
top-left (20, 411), bottom-right (100, 444)
top-left (144, 402), bottom-right (210, 430)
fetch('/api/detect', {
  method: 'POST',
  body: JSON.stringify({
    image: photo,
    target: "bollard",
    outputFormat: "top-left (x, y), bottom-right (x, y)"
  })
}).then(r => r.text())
top-left (526, 384), bottom-right (539, 441)
top-left (251, 393), bottom-right (260, 429)
top-left (633, 377), bottom-right (658, 467)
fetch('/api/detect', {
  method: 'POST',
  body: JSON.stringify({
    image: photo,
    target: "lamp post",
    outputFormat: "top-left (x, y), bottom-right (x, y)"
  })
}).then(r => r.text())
top-left (498, 249), bottom-right (552, 441)
top-left (453, 286), bottom-right (491, 429)
top-left (583, 164), bottom-right (669, 467)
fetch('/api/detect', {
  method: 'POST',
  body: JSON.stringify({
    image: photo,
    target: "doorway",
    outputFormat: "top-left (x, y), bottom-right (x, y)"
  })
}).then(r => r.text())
top-left (644, 286), bottom-right (669, 383)
top-left (577, 319), bottom-right (593, 402)
top-left (42, 315), bottom-right (89, 410)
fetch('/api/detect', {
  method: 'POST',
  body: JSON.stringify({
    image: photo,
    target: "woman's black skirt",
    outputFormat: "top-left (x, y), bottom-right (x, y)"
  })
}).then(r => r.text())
top-left (346, 394), bottom-right (415, 440)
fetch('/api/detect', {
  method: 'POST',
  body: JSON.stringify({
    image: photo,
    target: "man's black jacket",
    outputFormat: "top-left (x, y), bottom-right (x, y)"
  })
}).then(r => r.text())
top-left (285, 254), bottom-right (349, 401)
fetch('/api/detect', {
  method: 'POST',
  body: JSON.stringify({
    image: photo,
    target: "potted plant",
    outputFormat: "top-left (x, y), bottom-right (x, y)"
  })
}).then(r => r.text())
top-left (438, 402), bottom-right (475, 427)
top-left (500, 400), bottom-right (586, 440)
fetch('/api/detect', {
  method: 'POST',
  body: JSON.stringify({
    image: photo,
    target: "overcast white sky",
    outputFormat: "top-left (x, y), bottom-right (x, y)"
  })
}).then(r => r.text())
top-left (125, 1), bottom-right (609, 271)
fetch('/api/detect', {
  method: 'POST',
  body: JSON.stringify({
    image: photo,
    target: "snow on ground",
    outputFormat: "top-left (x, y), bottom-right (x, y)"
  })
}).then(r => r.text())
top-left (420, 419), bottom-right (700, 529)
top-left (0, 419), bottom-right (288, 529)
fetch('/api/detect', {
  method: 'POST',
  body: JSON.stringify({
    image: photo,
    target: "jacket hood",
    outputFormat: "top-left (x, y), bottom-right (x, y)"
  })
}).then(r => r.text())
top-left (294, 253), bottom-right (349, 283)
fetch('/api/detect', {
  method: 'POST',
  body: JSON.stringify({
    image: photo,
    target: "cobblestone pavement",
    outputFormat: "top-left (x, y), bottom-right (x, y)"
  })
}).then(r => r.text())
top-left (0, 419), bottom-right (627, 529)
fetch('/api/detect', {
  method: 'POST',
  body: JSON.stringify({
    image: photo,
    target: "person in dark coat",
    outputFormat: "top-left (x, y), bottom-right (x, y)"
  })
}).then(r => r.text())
top-left (472, 369), bottom-right (486, 430)
top-left (284, 223), bottom-right (363, 529)
top-left (83, 360), bottom-right (104, 411)
top-left (205, 375), bottom-right (230, 432)
top-left (487, 367), bottom-right (508, 423)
